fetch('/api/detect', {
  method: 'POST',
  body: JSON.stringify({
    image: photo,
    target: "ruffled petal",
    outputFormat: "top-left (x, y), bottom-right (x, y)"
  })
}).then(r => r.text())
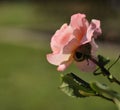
top-left (70, 13), bottom-right (89, 41)
top-left (88, 19), bottom-right (102, 38)
top-left (50, 24), bottom-right (74, 53)
top-left (91, 19), bottom-right (102, 38)
top-left (63, 38), bottom-right (79, 54)
top-left (70, 13), bottom-right (88, 29)
top-left (90, 38), bottom-right (98, 56)
top-left (46, 53), bottom-right (71, 66)
top-left (47, 23), bottom-right (79, 70)
top-left (75, 59), bottom-right (96, 72)
top-left (80, 19), bottom-right (101, 45)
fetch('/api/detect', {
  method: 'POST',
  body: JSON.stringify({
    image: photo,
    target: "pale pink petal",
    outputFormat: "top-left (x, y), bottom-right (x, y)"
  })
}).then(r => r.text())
top-left (50, 24), bottom-right (74, 53)
top-left (80, 19), bottom-right (101, 45)
top-left (82, 20), bottom-right (101, 44)
top-left (70, 13), bottom-right (89, 41)
top-left (75, 60), bottom-right (96, 72)
top-left (92, 19), bottom-right (102, 38)
top-left (90, 38), bottom-right (98, 56)
top-left (46, 53), bottom-right (71, 66)
top-left (57, 64), bottom-right (66, 71)
top-left (57, 60), bottom-right (72, 71)
top-left (47, 23), bottom-right (79, 70)
top-left (50, 23), bottom-right (68, 53)
top-left (63, 38), bottom-right (79, 54)
top-left (70, 13), bottom-right (88, 29)
top-left (47, 37), bottom-right (79, 68)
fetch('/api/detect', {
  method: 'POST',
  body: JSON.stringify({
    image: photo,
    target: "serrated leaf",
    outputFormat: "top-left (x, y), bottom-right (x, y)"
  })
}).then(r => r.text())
top-left (98, 55), bottom-right (110, 66)
top-left (59, 73), bottom-right (96, 98)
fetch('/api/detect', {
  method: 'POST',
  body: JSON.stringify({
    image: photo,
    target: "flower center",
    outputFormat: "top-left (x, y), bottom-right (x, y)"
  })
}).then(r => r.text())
top-left (75, 52), bottom-right (84, 61)
top-left (74, 43), bottom-right (91, 62)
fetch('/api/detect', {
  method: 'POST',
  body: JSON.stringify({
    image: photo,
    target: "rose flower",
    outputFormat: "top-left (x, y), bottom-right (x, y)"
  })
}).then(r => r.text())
top-left (46, 13), bottom-right (102, 72)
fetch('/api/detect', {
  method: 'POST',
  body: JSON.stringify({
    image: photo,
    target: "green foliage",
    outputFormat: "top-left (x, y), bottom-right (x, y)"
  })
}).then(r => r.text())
top-left (91, 82), bottom-right (120, 110)
top-left (59, 73), bottom-right (96, 98)
top-left (60, 73), bottom-right (120, 110)
top-left (90, 82), bottom-right (120, 100)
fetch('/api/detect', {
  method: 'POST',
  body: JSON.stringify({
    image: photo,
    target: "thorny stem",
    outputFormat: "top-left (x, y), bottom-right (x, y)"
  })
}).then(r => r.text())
top-left (89, 57), bottom-right (120, 85)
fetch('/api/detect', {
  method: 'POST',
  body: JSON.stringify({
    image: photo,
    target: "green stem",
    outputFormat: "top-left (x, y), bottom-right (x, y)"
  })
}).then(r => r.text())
top-left (97, 94), bottom-right (114, 103)
top-left (108, 55), bottom-right (120, 70)
top-left (89, 57), bottom-right (120, 85)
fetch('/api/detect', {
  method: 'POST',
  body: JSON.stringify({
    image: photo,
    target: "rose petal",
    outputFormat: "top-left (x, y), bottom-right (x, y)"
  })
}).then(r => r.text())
top-left (70, 13), bottom-right (89, 41)
top-left (70, 13), bottom-right (87, 29)
top-left (80, 19), bottom-right (101, 45)
top-left (63, 38), bottom-right (79, 54)
top-left (92, 19), bottom-right (102, 38)
top-left (50, 24), bottom-right (74, 53)
top-left (75, 60), bottom-right (96, 72)
top-left (46, 53), bottom-right (71, 66)
top-left (57, 60), bottom-right (72, 71)
top-left (90, 38), bottom-right (98, 56)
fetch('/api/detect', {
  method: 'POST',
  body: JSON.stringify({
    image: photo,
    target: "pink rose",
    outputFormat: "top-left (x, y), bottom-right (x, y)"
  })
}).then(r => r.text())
top-left (46, 13), bottom-right (102, 72)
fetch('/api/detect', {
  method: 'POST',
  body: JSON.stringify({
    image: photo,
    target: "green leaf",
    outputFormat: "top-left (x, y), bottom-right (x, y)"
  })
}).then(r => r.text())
top-left (90, 82), bottom-right (120, 99)
top-left (98, 55), bottom-right (110, 66)
top-left (59, 73), bottom-right (96, 98)
top-left (90, 82), bottom-right (120, 110)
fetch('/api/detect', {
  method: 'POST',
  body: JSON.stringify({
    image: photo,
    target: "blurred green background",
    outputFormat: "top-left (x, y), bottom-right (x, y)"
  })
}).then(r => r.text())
top-left (0, 0), bottom-right (120, 110)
